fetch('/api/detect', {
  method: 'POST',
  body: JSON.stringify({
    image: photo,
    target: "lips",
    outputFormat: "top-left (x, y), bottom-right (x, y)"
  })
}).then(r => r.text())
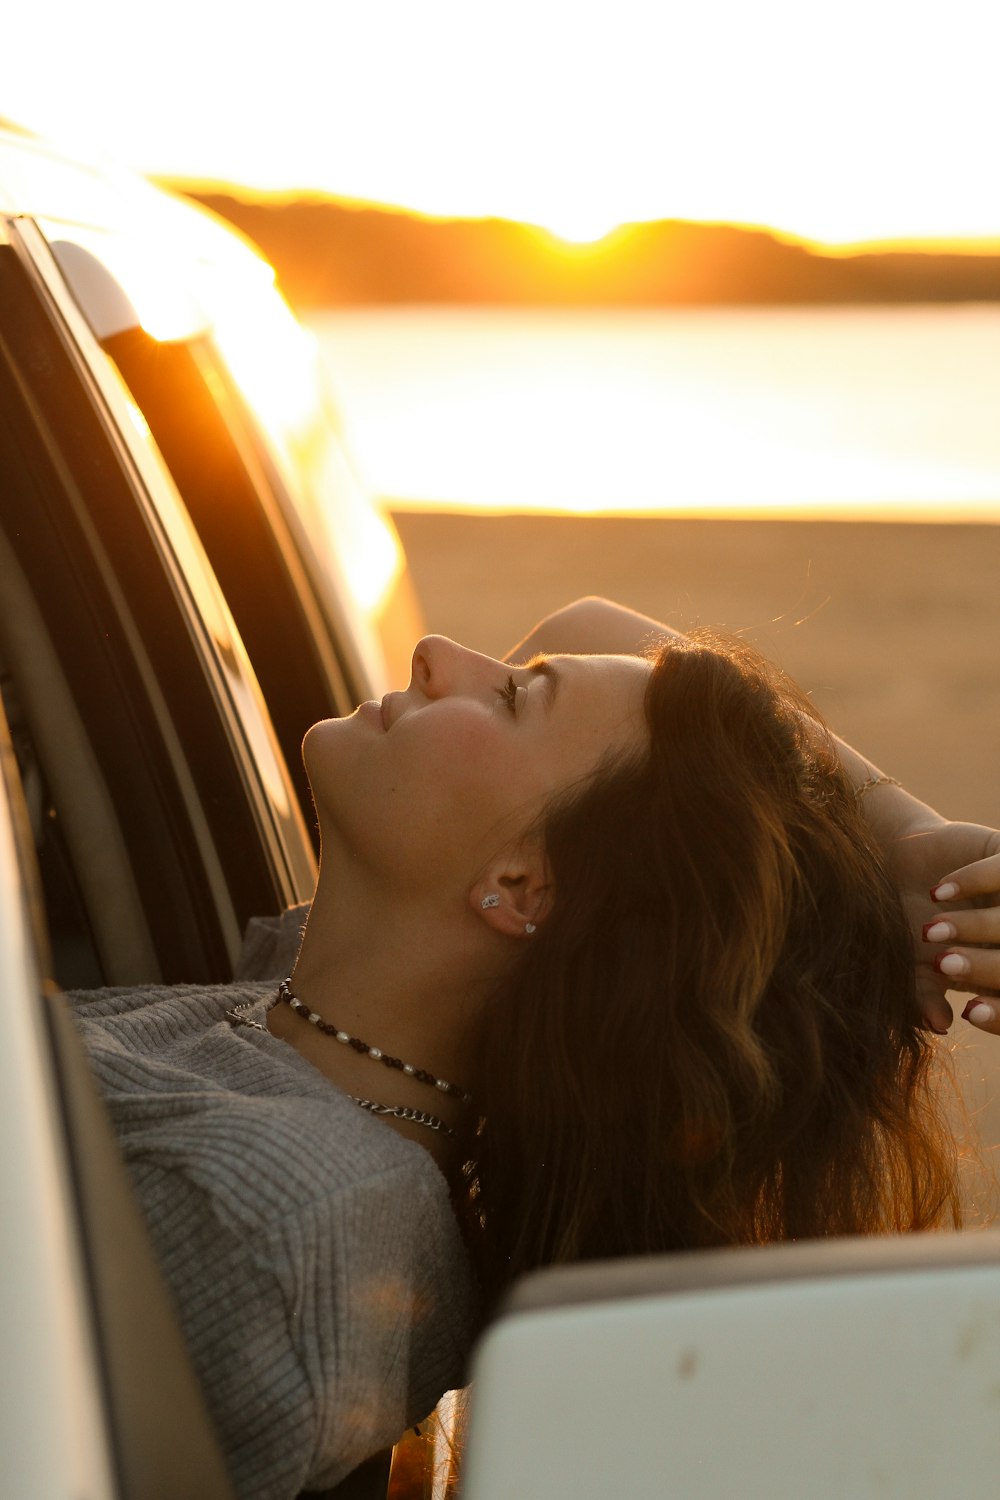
top-left (379, 691), bottom-right (405, 730)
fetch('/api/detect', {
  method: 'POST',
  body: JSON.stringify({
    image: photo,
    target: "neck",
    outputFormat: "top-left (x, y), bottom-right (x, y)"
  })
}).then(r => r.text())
top-left (269, 853), bottom-right (500, 1163)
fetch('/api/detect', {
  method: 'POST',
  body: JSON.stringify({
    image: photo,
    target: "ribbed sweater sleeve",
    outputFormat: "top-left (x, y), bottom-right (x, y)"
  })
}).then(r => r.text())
top-left (69, 980), bottom-right (478, 1500)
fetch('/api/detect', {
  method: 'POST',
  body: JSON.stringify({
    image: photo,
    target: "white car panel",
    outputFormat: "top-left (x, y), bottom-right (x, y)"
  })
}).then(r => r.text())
top-left (464, 1236), bottom-right (1000, 1499)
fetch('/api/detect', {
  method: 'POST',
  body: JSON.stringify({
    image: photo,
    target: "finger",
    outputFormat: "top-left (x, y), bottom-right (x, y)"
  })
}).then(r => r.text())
top-left (923, 910), bottom-right (1000, 945)
top-left (932, 947), bottom-right (1000, 991)
top-left (918, 980), bottom-right (953, 1035)
top-left (931, 852), bottom-right (1000, 902)
top-left (961, 997), bottom-right (1000, 1037)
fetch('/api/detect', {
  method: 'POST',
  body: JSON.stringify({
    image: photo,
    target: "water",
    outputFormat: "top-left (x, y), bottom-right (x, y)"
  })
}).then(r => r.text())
top-left (308, 305), bottom-right (1000, 521)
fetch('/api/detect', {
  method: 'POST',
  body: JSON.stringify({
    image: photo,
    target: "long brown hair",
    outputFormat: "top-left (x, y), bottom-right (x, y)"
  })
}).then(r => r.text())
top-left (463, 632), bottom-right (959, 1306)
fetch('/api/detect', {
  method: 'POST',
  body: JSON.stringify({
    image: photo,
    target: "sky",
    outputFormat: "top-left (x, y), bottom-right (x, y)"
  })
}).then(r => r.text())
top-left (7, 0), bottom-right (1000, 246)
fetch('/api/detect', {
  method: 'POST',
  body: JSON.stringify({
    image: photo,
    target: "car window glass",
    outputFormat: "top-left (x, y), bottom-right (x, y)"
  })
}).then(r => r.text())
top-left (43, 226), bottom-right (384, 834)
top-left (0, 236), bottom-right (311, 984)
top-left (45, 217), bottom-right (403, 666)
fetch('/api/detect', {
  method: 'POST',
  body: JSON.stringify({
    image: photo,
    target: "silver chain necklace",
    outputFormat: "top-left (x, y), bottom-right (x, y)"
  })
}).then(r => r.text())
top-left (224, 994), bottom-right (458, 1137)
top-left (349, 1097), bottom-right (455, 1136)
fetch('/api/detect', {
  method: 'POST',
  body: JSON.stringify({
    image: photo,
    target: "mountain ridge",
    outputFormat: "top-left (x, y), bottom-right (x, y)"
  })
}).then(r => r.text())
top-left (175, 187), bottom-right (1000, 308)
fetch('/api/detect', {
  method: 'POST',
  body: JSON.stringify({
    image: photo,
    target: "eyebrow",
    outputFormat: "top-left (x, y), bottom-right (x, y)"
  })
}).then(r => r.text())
top-left (528, 657), bottom-right (560, 711)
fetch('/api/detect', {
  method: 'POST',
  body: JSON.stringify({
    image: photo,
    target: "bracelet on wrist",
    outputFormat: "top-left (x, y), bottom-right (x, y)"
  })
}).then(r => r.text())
top-left (856, 774), bottom-right (903, 801)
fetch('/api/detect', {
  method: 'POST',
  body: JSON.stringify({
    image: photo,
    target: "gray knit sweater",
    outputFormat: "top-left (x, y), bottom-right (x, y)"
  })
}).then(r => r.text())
top-left (69, 912), bottom-right (478, 1500)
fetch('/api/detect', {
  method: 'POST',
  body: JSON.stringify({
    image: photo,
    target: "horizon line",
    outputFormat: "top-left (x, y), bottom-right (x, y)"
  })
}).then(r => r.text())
top-left (157, 175), bottom-right (1000, 259)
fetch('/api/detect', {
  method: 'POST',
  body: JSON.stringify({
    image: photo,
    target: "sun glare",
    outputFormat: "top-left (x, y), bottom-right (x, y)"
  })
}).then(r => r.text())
top-left (539, 211), bottom-right (623, 246)
top-left (204, 270), bottom-right (404, 616)
top-left (6, 0), bottom-right (1000, 252)
top-left (311, 304), bottom-right (1000, 523)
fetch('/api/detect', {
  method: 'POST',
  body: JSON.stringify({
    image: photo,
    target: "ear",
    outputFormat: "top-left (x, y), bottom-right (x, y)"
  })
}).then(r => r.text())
top-left (471, 839), bottom-right (554, 938)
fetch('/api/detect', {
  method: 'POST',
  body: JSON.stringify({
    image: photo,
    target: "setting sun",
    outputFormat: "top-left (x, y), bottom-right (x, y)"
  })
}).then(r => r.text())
top-left (538, 212), bottom-right (622, 247)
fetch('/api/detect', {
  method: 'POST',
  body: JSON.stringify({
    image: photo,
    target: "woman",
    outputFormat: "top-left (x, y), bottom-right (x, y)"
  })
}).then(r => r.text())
top-left (71, 597), bottom-right (1000, 1500)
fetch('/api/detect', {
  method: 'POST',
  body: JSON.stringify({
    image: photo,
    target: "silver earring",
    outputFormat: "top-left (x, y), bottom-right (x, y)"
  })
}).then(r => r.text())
top-left (525, 922), bottom-right (537, 934)
top-left (481, 893), bottom-right (500, 909)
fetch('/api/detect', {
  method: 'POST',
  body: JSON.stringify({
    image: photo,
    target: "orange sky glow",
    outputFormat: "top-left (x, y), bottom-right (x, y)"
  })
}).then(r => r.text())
top-left (7, 0), bottom-right (1000, 249)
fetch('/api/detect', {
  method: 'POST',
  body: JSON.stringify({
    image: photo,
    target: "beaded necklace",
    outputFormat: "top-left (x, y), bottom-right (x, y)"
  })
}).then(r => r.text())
top-left (224, 978), bottom-right (471, 1138)
top-left (275, 979), bottom-right (473, 1102)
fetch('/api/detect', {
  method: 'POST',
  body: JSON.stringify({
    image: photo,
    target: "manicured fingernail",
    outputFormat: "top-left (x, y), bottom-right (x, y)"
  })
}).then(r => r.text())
top-left (935, 952), bottom-right (969, 978)
top-left (930, 882), bottom-right (959, 901)
top-left (963, 1002), bottom-right (994, 1027)
top-left (930, 1023), bottom-right (950, 1035)
top-left (922, 921), bottom-right (954, 942)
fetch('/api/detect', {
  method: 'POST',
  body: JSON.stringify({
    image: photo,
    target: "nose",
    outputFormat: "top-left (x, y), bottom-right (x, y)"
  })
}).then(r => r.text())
top-left (410, 635), bottom-right (498, 699)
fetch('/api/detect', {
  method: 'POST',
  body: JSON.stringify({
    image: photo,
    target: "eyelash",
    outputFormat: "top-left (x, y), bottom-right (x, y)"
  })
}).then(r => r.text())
top-left (497, 674), bottom-right (519, 715)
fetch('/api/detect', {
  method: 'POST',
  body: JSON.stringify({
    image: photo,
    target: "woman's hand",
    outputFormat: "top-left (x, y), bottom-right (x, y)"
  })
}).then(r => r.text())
top-left (875, 822), bottom-right (1000, 1034)
top-left (918, 837), bottom-right (1000, 1035)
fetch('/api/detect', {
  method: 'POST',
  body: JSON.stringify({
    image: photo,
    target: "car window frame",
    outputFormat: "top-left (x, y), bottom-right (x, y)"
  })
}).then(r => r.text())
top-left (0, 216), bottom-right (315, 984)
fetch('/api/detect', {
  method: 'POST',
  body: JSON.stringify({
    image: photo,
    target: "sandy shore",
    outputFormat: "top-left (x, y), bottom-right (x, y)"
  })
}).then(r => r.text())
top-left (394, 511), bottom-right (1000, 1208)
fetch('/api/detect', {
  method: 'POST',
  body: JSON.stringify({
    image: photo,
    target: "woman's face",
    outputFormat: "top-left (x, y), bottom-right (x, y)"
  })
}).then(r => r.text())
top-left (304, 636), bottom-right (651, 896)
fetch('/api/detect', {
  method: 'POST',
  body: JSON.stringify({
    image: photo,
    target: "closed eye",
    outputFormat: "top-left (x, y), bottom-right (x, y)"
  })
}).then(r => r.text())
top-left (497, 673), bottom-right (519, 715)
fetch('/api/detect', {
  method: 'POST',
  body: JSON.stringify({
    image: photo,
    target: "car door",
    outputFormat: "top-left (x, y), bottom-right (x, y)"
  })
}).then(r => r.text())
top-left (0, 647), bottom-right (238, 1496)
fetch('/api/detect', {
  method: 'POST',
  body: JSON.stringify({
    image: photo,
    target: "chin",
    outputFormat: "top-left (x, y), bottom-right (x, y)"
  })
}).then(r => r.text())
top-left (301, 716), bottom-right (341, 773)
